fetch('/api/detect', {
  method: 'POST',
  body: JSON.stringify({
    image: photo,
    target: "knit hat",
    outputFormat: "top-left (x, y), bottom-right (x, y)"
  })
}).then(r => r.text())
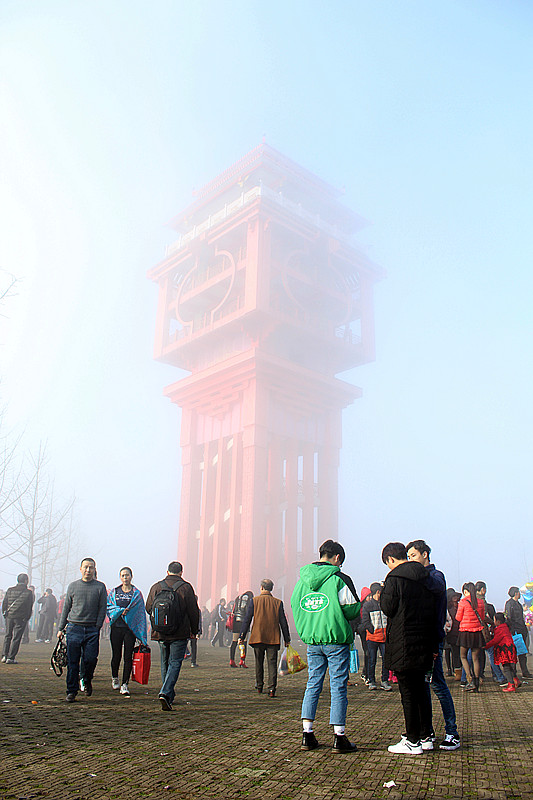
top-left (360, 586), bottom-right (371, 602)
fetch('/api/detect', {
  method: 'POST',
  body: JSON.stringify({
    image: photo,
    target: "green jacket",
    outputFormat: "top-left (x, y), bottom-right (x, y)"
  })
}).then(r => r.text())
top-left (291, 562), bottom-right (361, 645)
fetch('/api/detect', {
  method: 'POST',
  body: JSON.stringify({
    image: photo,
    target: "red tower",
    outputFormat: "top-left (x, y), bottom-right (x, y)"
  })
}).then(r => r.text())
top-left (148, 145), bottom-right (382, 608)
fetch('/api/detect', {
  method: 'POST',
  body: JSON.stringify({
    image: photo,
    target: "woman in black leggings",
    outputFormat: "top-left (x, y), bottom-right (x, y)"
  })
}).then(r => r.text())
top-left (107, 567), bottom-right (147, 695)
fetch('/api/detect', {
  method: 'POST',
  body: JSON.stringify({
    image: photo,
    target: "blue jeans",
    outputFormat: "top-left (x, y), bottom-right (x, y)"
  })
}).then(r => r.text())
top-left (159, 639), bottom-right (187, 702)
top-left (65, 623), bottom-right (100, 695)
top-left (486, 647), bottom-right (505, 682)
top-left (426, 643), bottom-right (458, 737)
top-left (301, 644), bottom-right (350, 726)
top-left (367, 640), bottom-right (387, 684)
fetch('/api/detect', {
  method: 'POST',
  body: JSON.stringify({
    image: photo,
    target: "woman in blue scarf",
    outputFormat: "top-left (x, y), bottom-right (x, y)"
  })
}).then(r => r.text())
top-left (107, 567), bottom-right (147, 695)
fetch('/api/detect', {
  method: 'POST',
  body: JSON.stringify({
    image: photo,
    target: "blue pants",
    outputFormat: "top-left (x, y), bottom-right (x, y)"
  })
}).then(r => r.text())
top-left (426, 643), bottom-right (458, 737)
top-left (65, 623), bottom-right (100, 695)
top-left (159, 639), bottom-right (187, 702)
top-left (301, 644), bottom-right (350, 726)
top-left (367, 640), bottom-right (387, 684)
top-left (486, 647), bottom-right (505, 682)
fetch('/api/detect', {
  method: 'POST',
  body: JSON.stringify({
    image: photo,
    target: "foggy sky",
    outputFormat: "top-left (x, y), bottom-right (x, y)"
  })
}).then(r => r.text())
top-left (1, 1), bottom-right (532, 607)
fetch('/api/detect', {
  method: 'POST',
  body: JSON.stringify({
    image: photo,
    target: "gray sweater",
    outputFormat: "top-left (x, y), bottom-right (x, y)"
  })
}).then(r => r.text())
top-left (58, 579), bottom-right (107, 630)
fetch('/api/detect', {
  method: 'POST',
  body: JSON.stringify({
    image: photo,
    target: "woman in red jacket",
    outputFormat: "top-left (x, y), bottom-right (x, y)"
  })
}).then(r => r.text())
top-left (455, 582), bottom-right (485, 692)
top-left (484, 613), bottom-right (519, 692)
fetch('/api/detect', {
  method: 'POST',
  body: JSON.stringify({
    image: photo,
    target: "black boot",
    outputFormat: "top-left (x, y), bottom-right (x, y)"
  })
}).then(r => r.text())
top-left (229, 640), bottom-right (237, 662)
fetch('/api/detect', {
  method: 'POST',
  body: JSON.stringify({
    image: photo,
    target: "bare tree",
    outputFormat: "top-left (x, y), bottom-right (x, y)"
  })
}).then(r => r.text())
top-left (2, 443), bottom-right (76, 590)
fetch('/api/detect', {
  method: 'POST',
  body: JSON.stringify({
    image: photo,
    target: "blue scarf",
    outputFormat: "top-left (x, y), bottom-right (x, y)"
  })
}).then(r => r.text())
top-left (107, 586), bottom-right (148, 645)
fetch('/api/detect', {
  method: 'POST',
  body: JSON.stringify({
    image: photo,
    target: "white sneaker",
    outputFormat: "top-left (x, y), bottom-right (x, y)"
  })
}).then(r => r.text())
top-left (388, 736), bottom-right (423, 755)
top-left (79, 678), bottom-right (86, 692)
top-left (420, 735), bottom-right (435, 751)
top-left (112, 677), bottom-right (120, 690)
top-left (120, 683), bottom-right (130, 695)
top-left (1, 656), bottom-right (6, 663)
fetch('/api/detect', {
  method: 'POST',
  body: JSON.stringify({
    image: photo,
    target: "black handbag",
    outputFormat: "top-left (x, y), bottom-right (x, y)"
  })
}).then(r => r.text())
top-left (51, 638), bottom-right (68, 676)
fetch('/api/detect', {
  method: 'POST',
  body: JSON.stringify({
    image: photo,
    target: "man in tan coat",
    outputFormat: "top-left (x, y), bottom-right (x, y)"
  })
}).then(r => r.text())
top-left (238, 579), bottom-right (290, 697)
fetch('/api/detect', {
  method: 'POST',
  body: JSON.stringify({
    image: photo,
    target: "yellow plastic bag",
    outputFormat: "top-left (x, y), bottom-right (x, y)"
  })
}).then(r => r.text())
top-left (278, 644), bottom-right (307, 676)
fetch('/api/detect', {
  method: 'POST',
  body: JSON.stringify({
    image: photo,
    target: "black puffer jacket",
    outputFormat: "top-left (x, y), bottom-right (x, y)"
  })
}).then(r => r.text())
top-left (380, 561), bottom-right (438, 673)
top-left (2, 583), bottom-right (34, 621)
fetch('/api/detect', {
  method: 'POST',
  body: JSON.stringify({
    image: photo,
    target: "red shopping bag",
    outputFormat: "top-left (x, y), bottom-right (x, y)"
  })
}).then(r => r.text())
top-left (131, 644), bottom-right (151, 685)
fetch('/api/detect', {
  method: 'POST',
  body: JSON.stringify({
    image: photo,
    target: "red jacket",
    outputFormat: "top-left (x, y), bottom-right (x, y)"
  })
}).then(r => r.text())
top-left (484, 622), bottom-right (517, 665)
top-left (456, 597), bottom-right (485, 632)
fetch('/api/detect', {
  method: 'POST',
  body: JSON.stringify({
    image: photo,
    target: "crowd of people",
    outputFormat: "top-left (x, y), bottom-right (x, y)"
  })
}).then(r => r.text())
top-left (2, 541), bottom-right (531, 756)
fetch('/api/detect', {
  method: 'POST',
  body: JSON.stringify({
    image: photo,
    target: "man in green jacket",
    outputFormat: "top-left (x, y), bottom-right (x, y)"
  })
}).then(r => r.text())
top-left (291, 540), bottom-right (361, 753)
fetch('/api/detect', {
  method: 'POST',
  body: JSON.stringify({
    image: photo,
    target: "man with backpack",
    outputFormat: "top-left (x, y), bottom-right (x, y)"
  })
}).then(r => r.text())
top-left (145, 561), bottom-right (200, 711)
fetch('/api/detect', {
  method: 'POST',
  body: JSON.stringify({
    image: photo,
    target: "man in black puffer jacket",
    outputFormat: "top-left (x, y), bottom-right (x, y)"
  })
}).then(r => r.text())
top-left (380, 542), bottom-right (438, 756)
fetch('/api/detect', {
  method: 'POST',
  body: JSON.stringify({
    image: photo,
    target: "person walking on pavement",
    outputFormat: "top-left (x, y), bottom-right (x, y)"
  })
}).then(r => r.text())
top-left (229, 590), bottom-right (253, 668)
top-left (57, 558), bottom-right (107, 702)
top-left (107, 567), bottom-right (148, 695)
top-left (210, 599), bottom-right (227, 647)
top-left (291, 540), bottom-right (361, 754)
top-left (145, 561), bottom-right (199, 711)
top-left (2, 574), bottom-right (34, 664)
top-left (238, 579), bottom-right (290, 697)
top-left (406, 539), bottom-right (461, 751)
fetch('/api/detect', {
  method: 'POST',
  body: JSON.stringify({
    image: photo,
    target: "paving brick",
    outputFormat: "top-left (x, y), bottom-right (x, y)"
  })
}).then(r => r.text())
top-left (0, 642), bottom-right (532, 799)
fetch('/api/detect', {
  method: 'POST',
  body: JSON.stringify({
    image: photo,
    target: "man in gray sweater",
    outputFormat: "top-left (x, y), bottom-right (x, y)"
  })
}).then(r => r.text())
top-left (57, 558), bottom-right (107, 702)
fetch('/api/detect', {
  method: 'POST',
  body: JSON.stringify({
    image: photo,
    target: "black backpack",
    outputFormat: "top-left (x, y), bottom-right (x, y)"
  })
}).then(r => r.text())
top-left (150, 579), bottom-right (184, 634)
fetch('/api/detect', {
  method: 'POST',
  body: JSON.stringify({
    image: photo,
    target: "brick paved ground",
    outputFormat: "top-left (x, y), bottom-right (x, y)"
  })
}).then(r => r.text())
top-left (1, 640), bottom-right (532, 800)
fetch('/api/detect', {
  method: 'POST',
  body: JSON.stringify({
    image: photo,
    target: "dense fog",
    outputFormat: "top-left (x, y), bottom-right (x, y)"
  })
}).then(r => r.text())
top-left (1, 1), bottom-right (531, 609)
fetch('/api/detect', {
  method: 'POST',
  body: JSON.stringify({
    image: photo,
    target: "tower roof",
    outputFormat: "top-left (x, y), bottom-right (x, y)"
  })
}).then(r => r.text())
top-left (168, 144), bottom-right (367, 235)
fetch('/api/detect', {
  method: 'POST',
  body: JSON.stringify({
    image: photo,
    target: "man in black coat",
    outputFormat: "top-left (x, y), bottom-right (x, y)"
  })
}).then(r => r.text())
top-left (2, 574), bottom-right (34, 663)
top-left (380, 542), bottom-right (438, 755)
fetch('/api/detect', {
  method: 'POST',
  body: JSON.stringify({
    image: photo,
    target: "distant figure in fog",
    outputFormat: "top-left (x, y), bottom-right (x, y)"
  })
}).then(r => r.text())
top-left (107, 567), bottom-right (147, 696)
top-left (2, 574), bottom-right (34, 664)
top-left (229, 590), bottom-right (253, 668)
top-left (36, 589), bottom-right (57, 643)
top-left (211, 598), bottom-right (227, 647)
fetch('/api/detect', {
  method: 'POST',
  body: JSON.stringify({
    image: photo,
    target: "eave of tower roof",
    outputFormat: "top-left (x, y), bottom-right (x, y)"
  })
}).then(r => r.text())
top-left (167, 144), bottom-right (367, 235)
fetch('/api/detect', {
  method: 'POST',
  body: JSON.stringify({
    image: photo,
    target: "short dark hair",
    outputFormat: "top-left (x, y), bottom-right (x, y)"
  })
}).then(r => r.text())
top-left (17, 573), bottom-right (29, 584)
top-left (495, 612), bottom-right (506, 624)
top-left (168, 561), bottom-right (183, 575)
top-left (508, 586), bottom-right (520, 597)
top-left (46, 588), bottom-right (53, 594)
top-left (406, 539), bottom-right (431, 559)
top-left (120, 566), bottom-right (133, 576)
top-left (260, 578), bottom-right (274, 591)
top-left (370, 582), bottom-right (382, 595)
top-left (319, 540), bottom-right (345, 564)
top-left (381, 542), bottom-right (407, 565)
top-left (80, 557), bottom-right (95, 567)
top-left (475, 581), bottom-right (486, 593)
